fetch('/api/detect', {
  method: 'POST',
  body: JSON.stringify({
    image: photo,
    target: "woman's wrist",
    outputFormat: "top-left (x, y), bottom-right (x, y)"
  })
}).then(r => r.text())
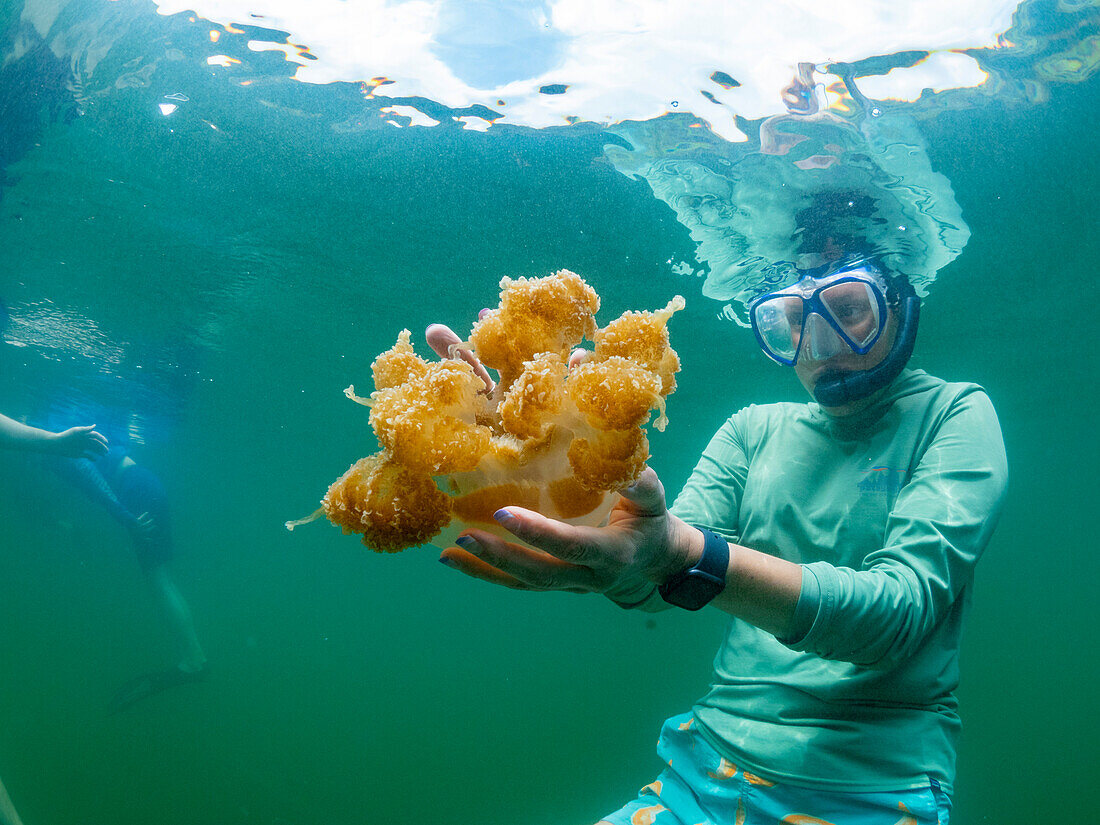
top-left (646, 517), bottom-right (706, 585)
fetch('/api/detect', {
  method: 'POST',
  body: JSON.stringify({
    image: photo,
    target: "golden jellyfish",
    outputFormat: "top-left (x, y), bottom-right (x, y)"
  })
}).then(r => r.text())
top-left (286, 269), bottom-right (685, 553)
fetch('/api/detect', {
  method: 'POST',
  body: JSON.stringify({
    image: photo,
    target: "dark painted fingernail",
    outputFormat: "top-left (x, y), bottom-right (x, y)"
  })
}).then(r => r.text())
top-left (493, 509), bottom-right (513, 522)
top-left (455, 535), bottom-right (479, 550)
top-left (439, 556), bottom-right (457, 568)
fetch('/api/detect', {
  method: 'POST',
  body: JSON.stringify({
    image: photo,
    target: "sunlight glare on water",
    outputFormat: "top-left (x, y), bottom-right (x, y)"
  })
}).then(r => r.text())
top-left (149, 0), bottom-right (1022, 140)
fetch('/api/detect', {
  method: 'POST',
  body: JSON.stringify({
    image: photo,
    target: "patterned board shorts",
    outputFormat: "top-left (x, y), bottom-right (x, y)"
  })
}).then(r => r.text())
top-left (596, 714), bottom-right (951, 825)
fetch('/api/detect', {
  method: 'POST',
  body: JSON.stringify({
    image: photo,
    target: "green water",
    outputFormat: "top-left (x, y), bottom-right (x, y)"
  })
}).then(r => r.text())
top-left (1, 2), bottom-right (1097, 824)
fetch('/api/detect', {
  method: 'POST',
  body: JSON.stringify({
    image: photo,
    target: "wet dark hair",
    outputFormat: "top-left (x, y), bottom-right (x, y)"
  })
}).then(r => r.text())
top-left (875, 266), bottom-right (914, 311)
top-left (793, 188), bottom-right (920, 310)
top-left (794, 190), bottom-right (879, 261)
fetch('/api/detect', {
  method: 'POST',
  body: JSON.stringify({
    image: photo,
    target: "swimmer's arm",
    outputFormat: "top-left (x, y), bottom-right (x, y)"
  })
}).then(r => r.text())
top-left (0, 412), bottom-right (108, 459)
top-left (441, 468), bottom-right (803, 639)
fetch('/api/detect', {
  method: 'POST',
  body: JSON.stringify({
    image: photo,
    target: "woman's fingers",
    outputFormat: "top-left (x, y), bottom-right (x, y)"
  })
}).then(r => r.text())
top-left (489, 507), bottom-right (616, 570)
top-left (55, 425), bottom-right (109, 459)
top-left (424, 323), bottom-right (495, 392)
top-left (449, 528), bottom-right (600, 592)
top-left (439, 546), bottom-right (533, 589)
top-left (75, 426), bottom-right (109, 459)
top-left (87, 428), bottom-right (109, 456)
top-left (439, 545), bottom-right (590, 594)
top-left (424, 319), bottom-right (585, 393)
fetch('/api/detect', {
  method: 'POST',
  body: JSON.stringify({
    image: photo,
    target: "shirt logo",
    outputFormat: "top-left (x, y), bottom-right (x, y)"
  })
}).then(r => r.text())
top-left (858, 465), bottom-right (905, 495)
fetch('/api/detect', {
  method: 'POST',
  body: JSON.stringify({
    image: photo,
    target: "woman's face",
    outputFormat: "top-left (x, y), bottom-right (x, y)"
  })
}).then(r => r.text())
top-left (793, 302), bottom-right (897, 413)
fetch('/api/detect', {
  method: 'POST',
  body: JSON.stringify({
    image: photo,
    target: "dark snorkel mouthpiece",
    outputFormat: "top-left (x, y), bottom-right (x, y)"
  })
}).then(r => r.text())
top-left (812, 275), bottom-right (920, 407)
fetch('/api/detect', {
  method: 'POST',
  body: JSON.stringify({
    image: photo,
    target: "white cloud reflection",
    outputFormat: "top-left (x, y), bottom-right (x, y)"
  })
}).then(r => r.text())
top-left (153, 0), bottom-right (1022, 140)
top-left (856, 51), bottom-right (991, 102)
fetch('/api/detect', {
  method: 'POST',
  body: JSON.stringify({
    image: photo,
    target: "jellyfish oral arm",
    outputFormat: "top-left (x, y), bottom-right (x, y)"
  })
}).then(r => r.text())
top-left (343, 385), bottom-right (372, 407)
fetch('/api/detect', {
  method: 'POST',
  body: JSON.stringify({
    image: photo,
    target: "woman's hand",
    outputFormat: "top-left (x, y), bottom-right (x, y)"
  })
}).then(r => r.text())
top-left (422, 321), bottom-right (692, 595)
top-left (439, 468), bottom-right (700, 596)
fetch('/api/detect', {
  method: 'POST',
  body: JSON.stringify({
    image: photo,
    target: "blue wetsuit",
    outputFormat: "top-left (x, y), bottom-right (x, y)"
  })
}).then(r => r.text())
top-left (50, 447), bottom-right (174, 571)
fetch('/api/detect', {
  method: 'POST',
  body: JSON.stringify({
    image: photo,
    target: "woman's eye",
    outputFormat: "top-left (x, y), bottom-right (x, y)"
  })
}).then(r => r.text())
top-left (835, 304), bottom-right (865, 319)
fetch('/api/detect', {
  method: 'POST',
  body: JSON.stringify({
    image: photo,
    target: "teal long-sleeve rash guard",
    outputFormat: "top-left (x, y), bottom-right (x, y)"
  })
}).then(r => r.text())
top-left (637, 369), bottom-right (1008, 794)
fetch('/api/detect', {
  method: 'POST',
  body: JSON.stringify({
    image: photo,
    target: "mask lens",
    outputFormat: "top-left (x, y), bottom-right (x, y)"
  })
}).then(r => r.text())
top-left (820, 280), bottom-right (882, 349)
top-left (752, 295), bottom-right (803, 362)
top-left (802, 313), bottom-right (846, 361)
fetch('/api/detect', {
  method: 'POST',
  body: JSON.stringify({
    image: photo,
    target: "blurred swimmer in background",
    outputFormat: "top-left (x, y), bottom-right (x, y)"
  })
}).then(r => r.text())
top-left (0, 298), bottom-right (207, 713)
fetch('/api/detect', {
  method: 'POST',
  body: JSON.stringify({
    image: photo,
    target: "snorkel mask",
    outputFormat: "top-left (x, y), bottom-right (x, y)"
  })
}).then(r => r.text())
top-left (749, 259), bottom-right (920, 406)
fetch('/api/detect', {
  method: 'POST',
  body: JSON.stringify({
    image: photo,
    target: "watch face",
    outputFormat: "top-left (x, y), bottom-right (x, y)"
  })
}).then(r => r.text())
top-left (659, 526), bottom-right (729, 610)
top-left (660, 569), bottom-right (724, 611)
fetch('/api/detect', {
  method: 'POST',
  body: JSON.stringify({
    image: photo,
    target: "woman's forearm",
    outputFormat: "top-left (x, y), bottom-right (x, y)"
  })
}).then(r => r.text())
top-left (666, 517), bottom-right (802, 638)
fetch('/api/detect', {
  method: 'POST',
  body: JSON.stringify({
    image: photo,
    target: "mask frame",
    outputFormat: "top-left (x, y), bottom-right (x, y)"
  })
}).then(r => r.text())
top-left (749, 269), bottom-right (888, 367)
top-left (748, 260), bottom-right (921, 407)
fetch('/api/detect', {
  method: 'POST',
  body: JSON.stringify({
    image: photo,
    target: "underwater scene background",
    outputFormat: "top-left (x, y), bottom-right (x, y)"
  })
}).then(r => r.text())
top-left (0, 1), bottom-right (1097, 823)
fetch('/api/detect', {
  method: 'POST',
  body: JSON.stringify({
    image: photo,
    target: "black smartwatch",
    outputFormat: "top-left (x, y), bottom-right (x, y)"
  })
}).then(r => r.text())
top-left (658, 527), bottom-right (729, 611)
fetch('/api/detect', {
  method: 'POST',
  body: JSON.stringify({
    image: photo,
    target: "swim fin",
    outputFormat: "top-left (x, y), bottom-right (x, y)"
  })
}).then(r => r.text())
top-left (107, 664), bottom-right (209, 714)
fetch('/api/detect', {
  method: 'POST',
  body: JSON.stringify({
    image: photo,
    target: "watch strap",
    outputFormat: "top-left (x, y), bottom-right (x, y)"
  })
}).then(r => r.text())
top-left (692, 527), bottom-right (730, 582)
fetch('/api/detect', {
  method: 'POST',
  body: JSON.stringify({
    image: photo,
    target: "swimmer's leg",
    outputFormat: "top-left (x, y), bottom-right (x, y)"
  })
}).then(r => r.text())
top-left (107, 562), bottom-right (208, 714)
top-left (145, 567), bottom-right (205, 673)
top-left (46, 452), bottom-right (135, 527)
top-left (109, 458), bottom-right (205, 671)
top-left (146, 562), bottom-right (207, 673)
top-left (103, 459), bottom-right (208, 713)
